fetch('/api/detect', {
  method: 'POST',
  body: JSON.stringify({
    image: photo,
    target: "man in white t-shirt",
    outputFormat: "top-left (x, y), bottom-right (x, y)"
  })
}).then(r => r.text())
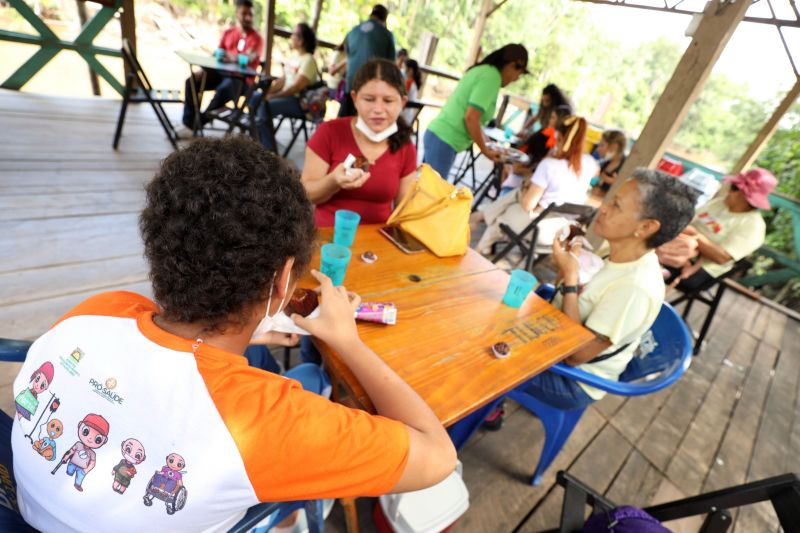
top-left (658, 168), bottom-right (777, 291)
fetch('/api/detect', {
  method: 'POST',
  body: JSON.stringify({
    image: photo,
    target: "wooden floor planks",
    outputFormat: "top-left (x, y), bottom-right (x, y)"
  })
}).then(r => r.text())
top-left (1, 90), bottom-right (799, 532)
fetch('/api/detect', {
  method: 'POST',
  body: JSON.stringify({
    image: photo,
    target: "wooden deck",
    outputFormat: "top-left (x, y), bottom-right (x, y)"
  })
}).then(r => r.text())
top-left (2, 90), bottom-right (798, 532)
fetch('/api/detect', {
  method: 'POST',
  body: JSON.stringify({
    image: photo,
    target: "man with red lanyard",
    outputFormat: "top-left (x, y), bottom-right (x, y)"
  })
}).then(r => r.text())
top-left (180, 0), bottom-right (263, 133)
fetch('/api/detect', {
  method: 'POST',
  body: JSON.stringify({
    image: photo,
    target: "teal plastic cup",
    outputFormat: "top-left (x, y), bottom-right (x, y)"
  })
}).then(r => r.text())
top-left (238, 53), bottom-right (248, 68)
top-left (333, 209), bottom-right (361, 247)
top-left (214, 47), bottom-right (225, 61)
top-left (502, 269), bottom-right (538, 308)
top-left (320, 243), bottom-right (352, 286)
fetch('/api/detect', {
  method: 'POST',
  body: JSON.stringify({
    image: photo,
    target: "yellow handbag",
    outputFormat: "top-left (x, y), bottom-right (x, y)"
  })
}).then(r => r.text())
top-left (386, 164), bottom-right (473, 257)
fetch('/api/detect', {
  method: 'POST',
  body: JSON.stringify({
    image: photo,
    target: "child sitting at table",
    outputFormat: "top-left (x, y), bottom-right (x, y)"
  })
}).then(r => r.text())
top-left (11, 136), bottom-right (456, 532)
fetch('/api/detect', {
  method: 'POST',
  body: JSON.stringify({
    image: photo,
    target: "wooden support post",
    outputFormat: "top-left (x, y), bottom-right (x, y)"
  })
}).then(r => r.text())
top-left (311, 0), bottom-right (324, 33)
top-left (76, 0), bottom-right (100, 95)
top-left (732, 78), bottom-right (800, 174)
top-left (263, 0), bottom-right (275, 74)
top-left (615, 0), bottom-right (751, 184)
top-left (417, 31), bottom-right (438, 87)
top-left (466, 0), bottom-right (492, 68)
top-left (119, 0), bottom-right (136, 88)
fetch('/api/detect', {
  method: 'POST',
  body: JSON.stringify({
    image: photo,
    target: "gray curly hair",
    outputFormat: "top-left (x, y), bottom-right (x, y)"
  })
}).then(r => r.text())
top-left (630, 168), bottom-right (699, 248)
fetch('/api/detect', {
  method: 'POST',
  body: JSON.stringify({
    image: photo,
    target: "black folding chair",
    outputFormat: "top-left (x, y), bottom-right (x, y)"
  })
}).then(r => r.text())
top-left (205, 75), bottom-right (276, 144)
top-left (491, 203), bottom-right (596, 271)
top-left (549, 470), bottom-right (800, 533)
top-left (272, 115), bottom-right (315, 158)
top-left (113, 38), bottom-right (181, 150)
top-left (404, 100), bottom-right (425, 150)
top-left (668, 257), bottom-right (753, 355)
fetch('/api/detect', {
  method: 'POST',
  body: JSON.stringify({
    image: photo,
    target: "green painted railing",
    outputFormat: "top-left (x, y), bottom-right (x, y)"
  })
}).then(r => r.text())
top-left (1, 0), bottom-right (124, 95)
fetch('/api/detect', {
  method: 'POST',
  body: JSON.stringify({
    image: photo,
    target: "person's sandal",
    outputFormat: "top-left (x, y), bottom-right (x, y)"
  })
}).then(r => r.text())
top-left (482, 401), bottom-right (505, 431)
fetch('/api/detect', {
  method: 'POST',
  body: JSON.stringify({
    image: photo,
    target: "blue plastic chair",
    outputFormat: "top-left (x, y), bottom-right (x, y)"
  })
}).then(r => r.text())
top-left (0, 339), bottom-right (323, 533)
top-left (508, 300), bottom-right (693, 485)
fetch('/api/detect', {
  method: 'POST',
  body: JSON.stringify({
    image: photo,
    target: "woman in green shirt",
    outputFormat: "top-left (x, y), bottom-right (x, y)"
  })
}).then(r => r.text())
top-left (423, 44), bottom-right (529, 178)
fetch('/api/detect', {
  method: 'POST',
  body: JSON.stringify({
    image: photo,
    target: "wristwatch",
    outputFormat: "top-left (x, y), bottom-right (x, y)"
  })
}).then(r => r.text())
top-left (559, 284), bottom-right (579, 295)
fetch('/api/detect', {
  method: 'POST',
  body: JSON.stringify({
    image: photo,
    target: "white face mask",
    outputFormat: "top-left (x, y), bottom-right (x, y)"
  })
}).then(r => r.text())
top-left (355, 116), bottom-right (398, 143)
top-left (250, 271), bottom-right (294, 341)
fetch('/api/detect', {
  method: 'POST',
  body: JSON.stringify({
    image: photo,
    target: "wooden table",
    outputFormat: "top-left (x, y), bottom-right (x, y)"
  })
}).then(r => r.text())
top-left (302, 225), bottom-right (593, 532)
top-left (302, 225), bottom-right (594, 422)
top-left (175, 50), bottom-right (261, 135)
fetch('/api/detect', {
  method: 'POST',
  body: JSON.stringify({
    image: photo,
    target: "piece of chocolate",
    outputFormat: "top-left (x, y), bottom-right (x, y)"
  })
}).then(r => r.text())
top-left (559, 223), bottom-right (585, 244)
top-left (353, 155), bottom-right (370, 172)
top-left (361, 250), bottom-right (377, 263)
top-left (284, 288), bottom-right (319, 317)
top-left (492, 342), bottom-right (511, 358)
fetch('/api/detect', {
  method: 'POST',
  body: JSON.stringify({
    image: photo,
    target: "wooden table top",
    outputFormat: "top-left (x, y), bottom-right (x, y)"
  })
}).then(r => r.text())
top-left (302, 225), bottom-right (595, 426)
top-left (175, 50), bottom-right (260, 77)
top-left (300, 226), bottom-right (497, 299)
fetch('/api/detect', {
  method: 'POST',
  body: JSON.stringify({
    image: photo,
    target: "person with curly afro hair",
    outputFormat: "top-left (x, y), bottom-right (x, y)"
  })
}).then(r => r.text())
top-left (11, 135), bottom-right (456, 532)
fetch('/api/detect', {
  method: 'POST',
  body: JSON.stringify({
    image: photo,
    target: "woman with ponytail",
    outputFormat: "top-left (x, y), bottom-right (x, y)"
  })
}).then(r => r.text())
top-left (472, 115), bottom-right (599, 255)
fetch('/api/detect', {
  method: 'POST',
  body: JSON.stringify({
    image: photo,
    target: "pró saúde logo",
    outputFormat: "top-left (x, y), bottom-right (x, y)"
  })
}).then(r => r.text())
top-left (88, 377), bottom-right (124, 406)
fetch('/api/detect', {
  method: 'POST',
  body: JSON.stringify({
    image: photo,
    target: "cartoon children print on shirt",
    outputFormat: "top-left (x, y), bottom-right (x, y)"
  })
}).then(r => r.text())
top-left (112, 438), bottom-right (146, 494)
top-left (32, 419), bottom-right (63, 461)
top-left (143, 452), bottom-right (188, 515)
top-left (158, 453), bottom-right (186, 493)
top-left (15, 361), bottom-right (54, 421)
top-left (51, 413), bottom-right (109, 492)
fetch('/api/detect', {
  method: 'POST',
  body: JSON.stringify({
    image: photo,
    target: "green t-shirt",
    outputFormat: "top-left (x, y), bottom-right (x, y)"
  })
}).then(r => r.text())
top-left (427, 64), bottom-right (502, 152)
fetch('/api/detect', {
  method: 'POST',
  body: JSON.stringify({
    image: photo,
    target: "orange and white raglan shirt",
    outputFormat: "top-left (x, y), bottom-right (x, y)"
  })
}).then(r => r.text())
top-left (12, 291), bottom-right (409, 532)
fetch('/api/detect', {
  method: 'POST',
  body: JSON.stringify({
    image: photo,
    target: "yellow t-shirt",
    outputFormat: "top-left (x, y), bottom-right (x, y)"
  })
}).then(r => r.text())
top-left (285, 52), bottom-right (319, 88)
top-left (691, 197), bottom-right (765, 278)
top-left (554, 251), bottom-right (665, 399)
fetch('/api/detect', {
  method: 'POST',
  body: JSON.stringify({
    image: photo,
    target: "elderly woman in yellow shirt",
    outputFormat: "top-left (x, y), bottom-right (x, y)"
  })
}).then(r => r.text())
top-left (485, 169), bottom-right (697, 429)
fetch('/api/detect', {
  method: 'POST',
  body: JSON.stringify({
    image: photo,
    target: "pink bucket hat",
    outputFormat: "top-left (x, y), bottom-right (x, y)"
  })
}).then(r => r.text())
top-left (724, 168), bottom-right (777, 210)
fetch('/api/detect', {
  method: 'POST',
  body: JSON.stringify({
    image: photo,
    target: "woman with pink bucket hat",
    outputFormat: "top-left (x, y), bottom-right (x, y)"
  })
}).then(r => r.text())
top-left (658, 167), bottom-right (778, 291)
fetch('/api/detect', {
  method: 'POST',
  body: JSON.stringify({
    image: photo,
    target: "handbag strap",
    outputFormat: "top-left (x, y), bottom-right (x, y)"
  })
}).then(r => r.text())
top-left (388, 189), bottom-right (463, 225)
top-left (587, 342), bottom-right (631, 364)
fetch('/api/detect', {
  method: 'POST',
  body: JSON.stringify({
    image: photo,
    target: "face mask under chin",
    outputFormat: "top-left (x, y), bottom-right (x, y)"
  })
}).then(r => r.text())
top-left (250, 271), bottom-right (292, 341)
top-left (355, 116), bottom-right (398, 143)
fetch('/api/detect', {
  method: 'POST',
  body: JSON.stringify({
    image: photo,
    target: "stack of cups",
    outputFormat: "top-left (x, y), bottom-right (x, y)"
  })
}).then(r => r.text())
top-left (320, 210), bottom-right (360, 286)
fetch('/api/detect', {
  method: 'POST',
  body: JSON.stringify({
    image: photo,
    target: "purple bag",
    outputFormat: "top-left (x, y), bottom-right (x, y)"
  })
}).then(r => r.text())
top-left (582, 506), bottom-right (671, 532)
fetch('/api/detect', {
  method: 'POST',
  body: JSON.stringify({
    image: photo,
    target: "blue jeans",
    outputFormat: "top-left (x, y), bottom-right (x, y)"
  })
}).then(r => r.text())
top-left (523, 370), bottom-right (594, 411)
top-left (423, 129), bottom-right (457, 179)
top-left (66, 462), bottom-right (87, 486)
top-left (244, 344), bottom-right (328, 395)
top-left (182, 70), bottom-right (243, 128)
top-left (299, 336), bottom-right (322, 365)
top-left (249, 92), bottom-right (305, 150)
top-left (284, 363), bottom-right (330, 396)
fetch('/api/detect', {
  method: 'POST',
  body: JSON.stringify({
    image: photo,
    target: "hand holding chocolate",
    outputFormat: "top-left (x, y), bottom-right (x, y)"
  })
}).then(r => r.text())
top-left (284, 288), bottom-right (319, 317)
top-left (560, 223), bottom-right (585, 245)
